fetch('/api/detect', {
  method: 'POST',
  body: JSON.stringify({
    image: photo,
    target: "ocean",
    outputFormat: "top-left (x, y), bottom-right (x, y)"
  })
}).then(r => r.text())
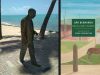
top-left (1, 14), bottom-right (58, 32)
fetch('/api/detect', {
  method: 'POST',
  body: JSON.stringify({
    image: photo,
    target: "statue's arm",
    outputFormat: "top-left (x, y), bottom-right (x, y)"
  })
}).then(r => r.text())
top-left (21, 20), bottom-right (27, 45)
top-left (33, 30), bottom-right (38, 36)
top-left (31, 20), bottom-right (38, 36)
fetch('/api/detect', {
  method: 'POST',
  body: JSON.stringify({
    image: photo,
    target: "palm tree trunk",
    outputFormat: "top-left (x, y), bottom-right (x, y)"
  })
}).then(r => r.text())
top-left (38, 0), bottom-right (57, 39)
top-left (0, 22), bottom-right (2, 40)
top-left (0, 0), bottom-right (2, 40)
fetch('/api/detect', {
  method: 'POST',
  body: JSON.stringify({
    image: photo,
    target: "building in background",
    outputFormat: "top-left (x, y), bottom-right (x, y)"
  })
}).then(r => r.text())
top-left (61, 24), bottom-right (93, 41)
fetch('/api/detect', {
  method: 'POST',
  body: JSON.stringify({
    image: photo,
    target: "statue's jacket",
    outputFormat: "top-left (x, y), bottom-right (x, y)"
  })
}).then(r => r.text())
top-left (21, 15), bottom-right (36, 45)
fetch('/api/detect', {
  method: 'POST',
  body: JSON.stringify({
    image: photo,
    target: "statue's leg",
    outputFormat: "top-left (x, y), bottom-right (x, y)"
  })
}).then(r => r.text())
top-left (28, 42), bottom-right (36, 63)
top-left (20, 42), bottom-right (27, 62)
top-left (28, 42), bottom-right (41, 67)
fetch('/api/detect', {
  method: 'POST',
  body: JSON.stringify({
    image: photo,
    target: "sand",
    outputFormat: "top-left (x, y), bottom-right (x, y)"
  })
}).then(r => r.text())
top-left (1, 24), bottom-right (58, 42)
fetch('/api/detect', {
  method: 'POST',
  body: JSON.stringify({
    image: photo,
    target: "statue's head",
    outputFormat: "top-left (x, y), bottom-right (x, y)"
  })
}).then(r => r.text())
top-left (28, 8), bottom-right (36, 19)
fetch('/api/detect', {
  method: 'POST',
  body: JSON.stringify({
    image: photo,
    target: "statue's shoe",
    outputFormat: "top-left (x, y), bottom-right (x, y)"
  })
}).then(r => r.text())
top-left (20, 60), bottom-right (25, 64)
top-left (32, 63), bottom-right (41, 67)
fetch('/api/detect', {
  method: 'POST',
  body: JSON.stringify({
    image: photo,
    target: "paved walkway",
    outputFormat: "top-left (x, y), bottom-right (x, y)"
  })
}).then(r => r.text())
top-left (61, 65), bottom-right (100, 75)
top-left (0, 25), bottom-right (58, 75)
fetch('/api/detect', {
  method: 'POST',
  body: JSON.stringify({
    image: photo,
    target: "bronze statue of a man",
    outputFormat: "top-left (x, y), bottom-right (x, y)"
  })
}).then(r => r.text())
top-left (20, 8), bottom-right (41, 67)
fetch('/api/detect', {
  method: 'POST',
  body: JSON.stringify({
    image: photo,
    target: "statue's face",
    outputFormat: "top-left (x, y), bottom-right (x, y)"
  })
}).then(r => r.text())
top-left (31, 12), bottom-right (36, 18)
top-left (29, 11), bottom-right (36, 19)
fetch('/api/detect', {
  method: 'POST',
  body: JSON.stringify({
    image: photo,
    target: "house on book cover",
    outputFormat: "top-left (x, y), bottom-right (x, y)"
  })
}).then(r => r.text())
top-left (61, 24), bottom-right (93, 41)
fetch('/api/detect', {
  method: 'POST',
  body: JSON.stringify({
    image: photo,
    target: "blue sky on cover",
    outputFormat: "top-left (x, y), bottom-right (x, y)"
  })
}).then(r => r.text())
top-left (1, 0), bottom-right (58, 15)
top-left (61, 0), bottom-right (100, 19)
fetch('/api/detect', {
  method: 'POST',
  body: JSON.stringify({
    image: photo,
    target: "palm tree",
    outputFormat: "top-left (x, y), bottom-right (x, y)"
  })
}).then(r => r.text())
top-left (0, 22), bottom-right (2, 40)
top-left (0, 0), bottom-right (2, 40)
top-left (38, 0), bottom-right (57, 39)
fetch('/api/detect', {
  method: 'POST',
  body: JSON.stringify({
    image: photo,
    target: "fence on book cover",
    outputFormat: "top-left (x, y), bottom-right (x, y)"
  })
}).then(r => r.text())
top-left (61, 37), bottom-right (97, 63)
top-left (78, 37), bottom-right (97, 55)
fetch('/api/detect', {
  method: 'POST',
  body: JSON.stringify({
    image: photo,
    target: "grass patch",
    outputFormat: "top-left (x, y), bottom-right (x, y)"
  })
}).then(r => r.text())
top-left (61, 44), bottom-right (100, 65)
top-left (61, 41), bottom-right (90, 54)
top-left (95, 44), bottom-right (100, 48)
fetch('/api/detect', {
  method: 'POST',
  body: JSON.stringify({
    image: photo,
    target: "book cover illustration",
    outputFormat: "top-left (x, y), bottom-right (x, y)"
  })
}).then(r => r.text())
top-left (61, 0), bottom-right (100, 75)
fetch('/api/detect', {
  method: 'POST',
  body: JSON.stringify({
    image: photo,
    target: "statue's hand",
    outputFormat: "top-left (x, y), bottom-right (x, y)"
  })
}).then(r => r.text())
top-left (34, 31), bottom-right (38, 36)
top-left (26, 43), bottom-right (30, 47)
top-left (35, 32), bottom-right (38, 36)
top-left (24, 42), bottom-right (28, 46)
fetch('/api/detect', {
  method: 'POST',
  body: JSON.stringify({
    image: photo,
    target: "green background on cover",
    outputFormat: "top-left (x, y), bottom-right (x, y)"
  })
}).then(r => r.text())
top-left (72, 19), bottom-right (95, 37)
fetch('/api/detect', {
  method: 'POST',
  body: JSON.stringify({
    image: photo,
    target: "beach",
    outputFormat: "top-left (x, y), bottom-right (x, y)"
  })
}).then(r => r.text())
top-left (1, 14), bottom-right (58, 32)
top-left (0, 24), bottom-right (58, 75)
top-left (1, 24), bottom-right (58, 41)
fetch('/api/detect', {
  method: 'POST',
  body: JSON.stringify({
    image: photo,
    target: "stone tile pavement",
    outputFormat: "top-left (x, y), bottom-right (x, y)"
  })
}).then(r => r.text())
top-left (0, 33), bottom-right (58, 75)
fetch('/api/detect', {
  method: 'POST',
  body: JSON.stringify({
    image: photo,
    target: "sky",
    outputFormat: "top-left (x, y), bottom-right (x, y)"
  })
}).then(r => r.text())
top-left (1, 0), bottom-right (58, 15)
top-left (61, 0), bottom-right (100, 19)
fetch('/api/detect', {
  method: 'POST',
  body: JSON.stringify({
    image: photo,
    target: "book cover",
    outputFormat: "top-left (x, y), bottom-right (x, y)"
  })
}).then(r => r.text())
top-left (61, 0), bottom-right (100, 75)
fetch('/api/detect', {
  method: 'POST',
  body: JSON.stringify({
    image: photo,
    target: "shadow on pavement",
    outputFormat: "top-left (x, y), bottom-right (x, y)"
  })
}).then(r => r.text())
top-left (0, 32), bottom-right (58, 74)
top-left (0, 39), bottom-right (21, 54)
top-left (2, 35), bottom-right (21, 39)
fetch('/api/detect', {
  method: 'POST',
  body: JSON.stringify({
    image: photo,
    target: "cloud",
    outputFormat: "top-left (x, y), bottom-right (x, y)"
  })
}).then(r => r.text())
top-left (61, 9), bottom-right (100, 15)
top-left (61, 9), bottom-right (100, 19)
top-left (9, 6), bottom-right (30, 14)
top-left (61, 3), bottom-right (100, 7)
top-left (23, 6), bottom-right (30, 8)
top-left (61, 2), bottom-right (100, 17)
top-left (45, 5), bottom-right (49, 7)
